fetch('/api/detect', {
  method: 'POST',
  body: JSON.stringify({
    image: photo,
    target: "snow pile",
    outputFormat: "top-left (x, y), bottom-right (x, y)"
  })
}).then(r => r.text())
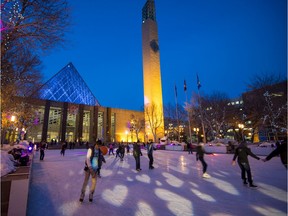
top-left (1, 150), bottom-right (17, 177)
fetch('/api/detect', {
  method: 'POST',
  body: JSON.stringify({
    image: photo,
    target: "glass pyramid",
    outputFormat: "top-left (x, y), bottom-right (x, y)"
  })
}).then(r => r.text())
top-left (37, 63), bottom-right (100, 106)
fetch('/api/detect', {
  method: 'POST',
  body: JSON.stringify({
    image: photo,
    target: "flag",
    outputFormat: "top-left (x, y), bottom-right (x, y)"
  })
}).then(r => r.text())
top-left (197, 74), bottom-right (201, 89)
top-left (174, 84), bottom-right (178, 97)
top-left (184, 80), bottom-right (187, 91)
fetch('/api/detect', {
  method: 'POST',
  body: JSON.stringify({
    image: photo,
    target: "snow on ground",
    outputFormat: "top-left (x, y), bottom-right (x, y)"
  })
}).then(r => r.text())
top-left (1, 141), bottom-right (32, 176)
top-left (25, 148), bottom-right (287, 216)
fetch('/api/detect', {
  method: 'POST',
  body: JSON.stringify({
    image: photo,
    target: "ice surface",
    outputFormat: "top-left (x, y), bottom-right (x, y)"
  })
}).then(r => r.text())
top-left (26, 149), bottom-right (287, 216)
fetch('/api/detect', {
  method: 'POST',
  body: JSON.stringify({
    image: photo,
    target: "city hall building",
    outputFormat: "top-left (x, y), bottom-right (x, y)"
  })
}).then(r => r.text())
top-left (28, 63), bottom-right (145, 144)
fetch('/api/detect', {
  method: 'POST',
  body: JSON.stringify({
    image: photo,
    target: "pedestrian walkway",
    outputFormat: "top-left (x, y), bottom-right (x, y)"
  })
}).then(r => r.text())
top-left (27, 149), bottom-right (287, 216)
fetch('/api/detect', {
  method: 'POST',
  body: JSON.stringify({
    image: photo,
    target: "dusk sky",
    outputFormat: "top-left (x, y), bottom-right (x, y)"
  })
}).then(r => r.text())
top-left (40, 0), bottom-right (287, 111)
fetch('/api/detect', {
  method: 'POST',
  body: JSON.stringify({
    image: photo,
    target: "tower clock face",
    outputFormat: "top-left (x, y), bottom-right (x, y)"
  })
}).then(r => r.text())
top-left (150, 39), bottom-right (159, 53)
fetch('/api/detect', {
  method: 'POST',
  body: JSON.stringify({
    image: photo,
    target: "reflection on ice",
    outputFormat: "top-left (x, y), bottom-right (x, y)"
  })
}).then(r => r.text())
top-left (204, 177), bottom-right (239, 195)
top-left (257, 182), bottom-right (287, 202)
top-left (155, 180), bottom-right (162, 186)
top-left (155, 188), bottom-right (193, 215)
top-left (102, 185), bottom-right (128, 206)
top-left (136, 174), bottom-right (151, 183)
top-left (251, 205), bottom-right (286, 216)
top-left (162, 172), bottom-right (184, 187)
top-left (58, 201), bottom-right (79, 216)
top-left (191, 188), bottom-right (216, 202)
top-left (136, 201), bottom-right (154, 216)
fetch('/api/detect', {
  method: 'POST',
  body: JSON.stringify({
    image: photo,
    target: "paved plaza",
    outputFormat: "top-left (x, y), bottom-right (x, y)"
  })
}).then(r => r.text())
top-left (27, 148), bottom-right (287, 216)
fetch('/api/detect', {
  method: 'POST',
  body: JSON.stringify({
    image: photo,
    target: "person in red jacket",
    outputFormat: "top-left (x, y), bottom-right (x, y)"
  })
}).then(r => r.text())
top-left (232, 141), bottom-right (261, 187)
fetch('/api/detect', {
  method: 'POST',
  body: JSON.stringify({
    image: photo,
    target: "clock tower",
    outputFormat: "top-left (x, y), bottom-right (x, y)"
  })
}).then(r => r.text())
top-left (142, 0), bottom-right (164, 141)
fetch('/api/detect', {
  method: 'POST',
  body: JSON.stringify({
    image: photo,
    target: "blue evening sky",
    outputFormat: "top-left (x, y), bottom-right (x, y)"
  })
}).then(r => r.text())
top-left (40, 0), bottom-right (287, 111)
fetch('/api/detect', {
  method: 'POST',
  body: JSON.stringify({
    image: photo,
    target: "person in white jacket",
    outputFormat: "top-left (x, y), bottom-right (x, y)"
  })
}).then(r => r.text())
top-left (79, 140), bottom-right (102, 203)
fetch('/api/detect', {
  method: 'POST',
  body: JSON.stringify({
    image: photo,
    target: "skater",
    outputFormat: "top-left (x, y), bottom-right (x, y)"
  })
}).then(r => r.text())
top-left (232, 141), bottom-right (261, 187)
top-left (147, 141), bottom-right (156, 169)
top-left (133, 142), bottom-right (142, 171)
top-left (118, 143), bottom-right (125, 161)
top-left (79, 140), bottom-right (103, 203)
top-left (39, 141), bottom-right (46, 161)
top-left (196, 143), bottom-right (212, 178)
top-left (108, 143), bottom-right (114, 155)
top-left (187, 142), bottom-right (193, 154)
top-left (60, 142), bottom-right (66, 156)
top-left (97, 152), bottom-right (106, 178)
top-left (262, 138), bottom-right (287, 169)
top-left (126, 143), bottom-right (130, 153)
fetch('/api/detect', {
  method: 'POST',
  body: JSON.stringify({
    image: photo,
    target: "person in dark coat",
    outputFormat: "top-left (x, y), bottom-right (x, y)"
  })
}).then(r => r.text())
top-left (40, 141), bottom-right (47, 160)
top-left (60, 142), bottom-right (67, 156)
top-left (232, 141), bottom-right (261, 187)
top-left (263, 138), bottom-right (287, 169)
top-left (196, 143), bottom-right (212, 178)
top-left (147, 141), bottom-right (156, 169)
top-left (97, 152), bottom-right (106, 178)
top-left (133, 142), bottom-right (142, 171)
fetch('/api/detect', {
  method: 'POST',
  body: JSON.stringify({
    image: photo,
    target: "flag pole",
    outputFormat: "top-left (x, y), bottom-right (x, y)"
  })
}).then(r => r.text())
top-left (196, 74), bottom-right (207, 143)
top-left (174, 84), bottom-right (180, 142)
top-left (184, 80), bottom-right (193, 144)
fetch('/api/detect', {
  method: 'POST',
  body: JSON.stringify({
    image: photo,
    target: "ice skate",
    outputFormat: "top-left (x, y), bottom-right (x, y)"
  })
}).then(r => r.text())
top-left (202, 173), bottom-right (211, 178)
top-left (79, 192), bottom-right (85, 203)
top-left (89, 192), bottom-right (93, 202)
top-left (249, 183), bottom-right (258, 188)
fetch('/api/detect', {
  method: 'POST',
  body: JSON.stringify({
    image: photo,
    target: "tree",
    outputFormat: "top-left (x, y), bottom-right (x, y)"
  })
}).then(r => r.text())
top-left (128, 114), bottom-right (145, 142)
top-left (246, 72), bottom-right (286, 91)
top-left (243, 79), bottom-right (287, 142)
top-left (200, 92), bottom-right (230, 140)
top-left (262, 91), bottom-right (287, 140)
top-left (164, 103), bottom-right (187, 141)
top-left (1, 0), bottom-right (71, 143)
top-left (144, 102), bottom-right (164, 142)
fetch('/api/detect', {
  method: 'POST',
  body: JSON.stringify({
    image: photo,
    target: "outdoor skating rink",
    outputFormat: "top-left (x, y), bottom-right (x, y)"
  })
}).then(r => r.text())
top-left (27, 149), bottom-right (287, 216)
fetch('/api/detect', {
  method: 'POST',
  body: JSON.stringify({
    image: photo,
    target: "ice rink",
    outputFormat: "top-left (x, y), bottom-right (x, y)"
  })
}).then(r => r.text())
top-left (27, 148), bottom-right (287, 216)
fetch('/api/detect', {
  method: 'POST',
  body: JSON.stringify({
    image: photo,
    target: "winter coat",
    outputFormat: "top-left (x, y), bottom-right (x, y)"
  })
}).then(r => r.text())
top-left (233, 143), bottom-right (260, 163)
top-left (133, 143), bottom-right (142, 157)
top-left (265, 140), bottom-right (287, 167)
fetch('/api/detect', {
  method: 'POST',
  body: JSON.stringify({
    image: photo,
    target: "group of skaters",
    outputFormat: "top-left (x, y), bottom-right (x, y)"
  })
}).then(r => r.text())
top-left (195, 138), bottom-right (287, 188)
top-left (78, 138), bottom-right (287, 203)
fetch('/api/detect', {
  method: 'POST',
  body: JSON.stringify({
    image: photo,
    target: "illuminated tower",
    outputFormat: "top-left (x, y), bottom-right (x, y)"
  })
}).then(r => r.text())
top-left (142, 0), bottom-right (164, 141)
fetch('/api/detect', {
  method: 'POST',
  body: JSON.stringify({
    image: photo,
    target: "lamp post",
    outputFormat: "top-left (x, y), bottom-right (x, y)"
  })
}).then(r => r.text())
top-left (10, 115), bottom-right (16, 143)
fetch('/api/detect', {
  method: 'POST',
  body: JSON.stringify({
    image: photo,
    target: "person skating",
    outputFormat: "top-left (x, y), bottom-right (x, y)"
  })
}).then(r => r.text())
top-left (187, 142), bottom-right (193, 154)
top-left (262, 138), bottom-right (287, 169)
top-left (79, 140), bottom-right (103, 203)
top-left (97, 151), bottom-right (106, 178)
top-left (147, 141), bottom-right (156, 169)
top-left (133, 142), bottom-right (142, 171)
top-left (108, 143), bottom-right (114, 155)
top-left (232, 141), bottom-right (261, 187)
top-left (39, 141), bottom-right (47, 160)
top-left (196, 143), bottom-right (212, 178)
top-left (60, 142), bottom-right (66, 156)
